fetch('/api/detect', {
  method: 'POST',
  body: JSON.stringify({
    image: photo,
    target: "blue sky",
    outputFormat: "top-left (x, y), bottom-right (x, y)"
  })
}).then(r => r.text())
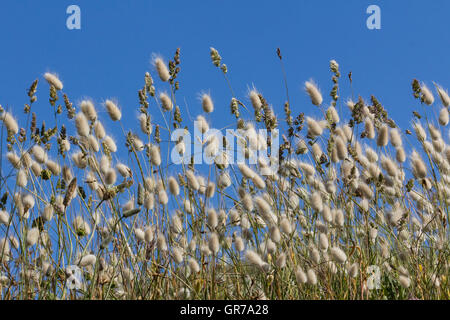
top-left (0, 0), bottom-right (449, 159)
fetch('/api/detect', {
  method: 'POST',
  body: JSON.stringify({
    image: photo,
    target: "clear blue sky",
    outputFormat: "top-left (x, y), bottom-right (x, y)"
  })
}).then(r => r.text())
top-left (1, 0), bottom-right (449, 156)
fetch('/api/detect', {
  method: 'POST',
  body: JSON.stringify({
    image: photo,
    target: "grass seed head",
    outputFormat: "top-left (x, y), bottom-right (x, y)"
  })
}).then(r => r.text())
top-left (44, 72), bottom-right (63, 90)
top-left (26, 227), bottom-right (40, 247)
top-left (304, 80), bottom-right (323, 106)
top-left (105, 99), bottom-right (122, 121)
top-left (420, 82), bottom-right (434, 105)
top-left (153, 56), bottom-right (170, 82)
top-left (201, 93), bottom-right (214, 113)
top-left (159, 92), bottom-right (173, 111)
top-left (80, 100), bottom-right (97, 122)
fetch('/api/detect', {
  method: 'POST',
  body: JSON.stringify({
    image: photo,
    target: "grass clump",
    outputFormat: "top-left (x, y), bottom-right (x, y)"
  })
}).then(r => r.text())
top-left (0, 48), bottom-right (448, 300)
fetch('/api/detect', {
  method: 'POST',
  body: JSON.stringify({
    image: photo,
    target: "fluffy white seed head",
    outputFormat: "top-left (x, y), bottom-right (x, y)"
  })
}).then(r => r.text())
top-left (304, 80), bottom-right (323, 106)
top-left (436, 85), bottom-right (450, 107)
top-left (421, 83), bottom-right (434, 105)
top-left (168, 176), bottom-right (180, 196)
top-left (428, 123), bottom-right (441, 140)
top-left (156, 232), bottom-right (168, 252)
top-left (327, 106), bottom-right (340, 123)
top-left (322, 205), bottom-right (333, 223)
top-left (75, 112), bottom-right (89, 137)
top-left (396, 147), bottom-right (406, 163)
top-left (307, 268), bottom-right (317, 285)
top-left (47, 160), bottom-right (61, 176)
top-left (335, 136), bottom-right (347, 161)
top-left (411, 151), bottom-right (427, 179)
top-left (218, 171), bottom-right (232, 189)
top-left (20, 151), bottom-right (33, 169)
top-left (201, 93), bottom-right (214, 113)
top-left (343, 125), bottom-right (353, 141)
top-left (172, 247), bottom-right (184, 264)
top-left (175, 139), bottom-right (186, 156)
top-left (309, 246), bottom-right (321, 264)
top-left (381, 155), bottom-right (398, 177)
top-left (319, 233), bottom-right (329, 251)
top-left (245, 249), bottom-right (265, 269)
top-left (134, 228), bottom-right (145, 242)
top-left (26, 228), bottom-right (40, 247)
top-left (80, 100), bottom-right (97, 122)
top-left (346, 99), bottom-right (355, 111)
top-left (279, 217), bottom-right (292, 235)
top-left (94, 121), bottom-right (106, 140)
top-left (334, 209), bottom-right (344, 227)
top-left (188, 257), bottom-right (200, 273)
top-left (207, 208), bottom-right (218, 229)
top-left (0, 238), bottom-right (10, 257)
top-left (159, 92), bottom-right (173, 111)
top-left (18, 151), bottom-right (32, 169)
top-left (377, 124), bottom-right (389, 147)
top-left (73, 216), bottom-right (91, 236)
top-left (139, 113), bottom-right (152, 134)
top-left (330, 247), bottom-right (347, 264)
top-left (439, 107), bottom-right (449, 126)
top-left (192, 175), bottom-right (203, 194)
top-left (79, 254), bottom-right (97, 267)
top-left (105, 168), bottom-right (117, 185)
top-left (2, 112), bottom-right (19, 134)
top-left (116, 163), bottom-right (131, 178)
top-left (249, 89), bottom-right (262, 110)
top-left (22, 193), bottom-right (35, 211)
top-left (60, 139), bottom-right (70, 153)
top-left (72, 152), bottom-right (87, 169)
top-left (269, 225), bottom-right (281, 243)
top-left (238, 163), bottom-right (256, 179)
top-left (252, 174), bottom-right (266, 190)
top-left (42, 205), bottom-right (54, 222)
top-left (153, 57), bottom-right (170, 82)
top-left (122, 197), bottom-right (135, 212)
top-left (131, 135), bottom-right (144, 151)
top-left (7, 152), bottom-right (21, 168)
top-left (183, 199), bottom-right (193, 214)
top-left (364, 146), bottom-right (377, 163)
top-left (206, 182), bottom-right (216, 198)
top-left (234, 236), bottom-right (245, 252)
top-left (105, 99), bottom-right (122, 121)
top-left (144, 226), bottom-right (154, 243)
top-left (254, 196), bottom-right (277, 225)
top-left (390, 128), bottom-right (402, 147)
top-left (16, 169), bottom-right (28, 188)
top-left (208, 232), bottom-right (220, 254)
top-left (412, 121), bottom-right (426, 141)
top-left (348, 263), bottom-right (359, 278)
top-left (276, 252), bottom-right (287, 269)
top-left (310, 191), bottom-right (323, 213)
top-left (0, 210), bottom-right (10, 225)
top-left (196, 115), bottom-right (209, 134)
top-left (306, 117), bottom-right (323, 137)
top-left (85, 135), bottom-right (99, 153)
top-left (171, 215), bottom-right (183, 234)
top-left (103, 136), bottom-right (117, 153)
top-left (147, 144), bottom-right (160, 166)
top-left (295, 267), bottom-right (308, 284)
top-left (99, 155), bottom-right (110, 175)
top-left (186, 170), bottom-right (200, 191)
top-left (364, 117), bottom-right (375, 139)
top-left (399, 275), bottom-right (411, 288)
top-left (44, 72), bottom-right (63, 90)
